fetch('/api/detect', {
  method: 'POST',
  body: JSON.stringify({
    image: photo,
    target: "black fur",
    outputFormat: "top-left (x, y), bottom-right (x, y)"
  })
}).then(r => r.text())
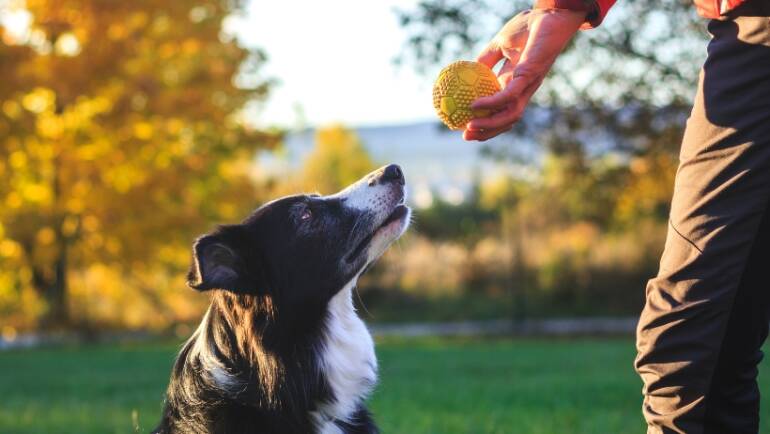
top-left (153, 165), bottom-right (408, 434)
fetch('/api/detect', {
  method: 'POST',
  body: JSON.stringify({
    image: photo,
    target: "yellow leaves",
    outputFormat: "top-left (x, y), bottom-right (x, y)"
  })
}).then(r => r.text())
top-left (159, 42), bottom-right (177, 59)
top-left (9, 150), bottom-right (27, 169)
top-left (615, 152), bottom-right (677, 225)
top-left (76, 138), bottom-right (110, 160)
top-left (109, 12), bottom-right (148, 41)
top-left (21, 182), bottom-right (52, 204)
top-left (36, 112), bottom-right (64, 138)
top-left (36, 227), bottom-right (56, 245)
top-left (0, 269), bottom-right (46, 331)
top-left (162, 67), bottom-right (180, 86)
top-left (107, 23), bottom-right (128, 41)
top-left (64, 196), bottom-right (85, 213)
top-left (12, 90), bottom-right (113, 139)
top-left (64, 182), bottom-right (91, 213)
top-left (152, 14), bottom-right (171, 35)
top-left (165, 118), bottom-right (184, 135)
top-left (133, 121), bottom-right (154, 140)
top-left (22, 87), bottom-right (55, 113)
top-left (2, 100), bottom-right (22, 119)
top-left (217, 202), bottom-right (238, 221)
top-left (73, 95), bottom-right (112, 119)
top-left (130, 93), bottom-right (148, 111)
top-left (81, 215), bottom-right (99, 232)
top-left (61, 215), bottom-right (79, 237)
top-left (182, 38), bottom-right (201, 55)
top-left (104, 164), bottom-right (146, 193)
top-left (156, 245), bottom-right (188, 267)
top-left (128, 12), bottom-right (149, 30)
top-left (0, 239), bottom-right (22, 258)
top-left (59, 95), bottom-right (113, 132)
top-left (544, 222), bottom-right (600, 257)
top-left (5, 192), bottom-right (23, 209)
top-left (479, 174), bottom-right (522, 209)
top-left (300, 125), bottom-right (376, 194)
top-left (1, 0), bottom-right (271, 330)
top-left (1, 325), bottom-right (18, 342)
top-left (104, 237), bottom-right (121, 255)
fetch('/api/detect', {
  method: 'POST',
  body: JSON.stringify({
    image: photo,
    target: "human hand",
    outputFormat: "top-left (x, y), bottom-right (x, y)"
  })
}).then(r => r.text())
top-left (463, 8), bottom-right (586, 141)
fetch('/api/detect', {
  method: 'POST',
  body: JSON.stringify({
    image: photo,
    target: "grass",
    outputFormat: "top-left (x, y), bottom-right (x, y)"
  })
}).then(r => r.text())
top-left (2, 337), bottom-right (770, 434)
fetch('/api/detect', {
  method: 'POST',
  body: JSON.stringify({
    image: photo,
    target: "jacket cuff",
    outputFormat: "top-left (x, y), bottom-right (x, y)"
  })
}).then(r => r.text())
top-left (585, 0), bottom-right (617, 28)
top-left (533, 0), bottom-right (617, 29)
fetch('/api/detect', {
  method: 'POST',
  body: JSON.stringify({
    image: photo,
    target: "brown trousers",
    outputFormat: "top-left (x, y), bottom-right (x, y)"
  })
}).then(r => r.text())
top-left (635, 3), bottom-right (770, 434)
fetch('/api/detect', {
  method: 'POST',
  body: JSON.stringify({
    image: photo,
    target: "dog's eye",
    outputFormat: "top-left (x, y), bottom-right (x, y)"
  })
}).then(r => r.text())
top-left (300, 209), bottom-right (312, 221)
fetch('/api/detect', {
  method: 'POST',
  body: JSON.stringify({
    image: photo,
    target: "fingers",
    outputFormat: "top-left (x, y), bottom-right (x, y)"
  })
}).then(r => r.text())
top-left (476, 42), bottom-right (503, 69)
top-left (467, 106), bottom-right (521, 131)
top-left (464, 77), bottom-right (541, 138)
top-left (462, 126), bottom-right (511, 142)
top-left (496, 58), bottom-right (517, 88)
top-left (471, 71), bottom-right (531, 112)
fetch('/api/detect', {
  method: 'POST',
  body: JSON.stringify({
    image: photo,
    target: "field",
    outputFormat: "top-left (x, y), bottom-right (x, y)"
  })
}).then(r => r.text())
top-left (3, 337), bottom-right (770, 434)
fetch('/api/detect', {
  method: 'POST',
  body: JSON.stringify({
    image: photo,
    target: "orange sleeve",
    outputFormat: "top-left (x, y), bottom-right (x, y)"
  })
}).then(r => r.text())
top-left (694, 0), bottom-right (747, 18)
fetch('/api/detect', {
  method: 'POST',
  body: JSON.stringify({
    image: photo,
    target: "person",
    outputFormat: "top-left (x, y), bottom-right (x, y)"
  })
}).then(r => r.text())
top-left (464, 0), bottom-right (770, 433)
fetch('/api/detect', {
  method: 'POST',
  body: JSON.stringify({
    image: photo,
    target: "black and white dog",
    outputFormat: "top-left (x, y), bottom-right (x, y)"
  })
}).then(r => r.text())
top-left (153, 164), bottom-right (410, 434)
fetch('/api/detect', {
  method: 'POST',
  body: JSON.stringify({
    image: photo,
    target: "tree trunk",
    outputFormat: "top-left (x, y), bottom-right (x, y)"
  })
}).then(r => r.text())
top-left (32, 241), bottom-right (69, 330)
top-left (35, 152), bottom-right (71, 329)
top-left (48, 240), bottom-right (69, 327)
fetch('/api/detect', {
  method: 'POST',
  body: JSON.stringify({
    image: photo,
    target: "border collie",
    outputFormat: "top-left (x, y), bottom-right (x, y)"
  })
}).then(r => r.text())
top-left (153, 164), bottom-right (410, 434)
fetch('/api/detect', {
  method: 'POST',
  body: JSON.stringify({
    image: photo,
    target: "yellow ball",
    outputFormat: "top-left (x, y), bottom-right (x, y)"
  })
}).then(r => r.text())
top-left (432, 61), bottom-right (501, 130)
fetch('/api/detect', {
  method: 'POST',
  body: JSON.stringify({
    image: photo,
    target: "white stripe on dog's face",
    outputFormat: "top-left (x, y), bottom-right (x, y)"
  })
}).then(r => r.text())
top-left (329, 167), bottom-right (403, 217)
top-left (325, 165), bottom-right (410, 269)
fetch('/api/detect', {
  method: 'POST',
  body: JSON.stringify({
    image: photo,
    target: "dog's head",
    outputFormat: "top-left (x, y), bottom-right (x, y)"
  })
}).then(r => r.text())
top-left (187, 164), bottom-right (410, 307)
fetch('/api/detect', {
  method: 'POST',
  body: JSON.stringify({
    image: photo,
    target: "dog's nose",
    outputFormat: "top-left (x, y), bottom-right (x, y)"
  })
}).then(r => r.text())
top-left (381, 164), bottom-right (405, 185)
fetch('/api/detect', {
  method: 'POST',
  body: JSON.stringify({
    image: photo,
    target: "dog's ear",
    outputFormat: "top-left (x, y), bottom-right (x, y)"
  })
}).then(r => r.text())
top-left (187, 230), bottom-right (253, 293)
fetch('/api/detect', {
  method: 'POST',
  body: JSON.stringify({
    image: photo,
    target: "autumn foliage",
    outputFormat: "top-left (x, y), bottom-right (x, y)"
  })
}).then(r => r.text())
top-left (0, 0), bottom-right (278, 330)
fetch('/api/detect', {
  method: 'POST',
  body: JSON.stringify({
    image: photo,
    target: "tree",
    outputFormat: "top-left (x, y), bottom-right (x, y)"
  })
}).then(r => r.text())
top-left (0, 0), bottom-right (278, 329)
top-left (299, 125), bottom-right (376, 195)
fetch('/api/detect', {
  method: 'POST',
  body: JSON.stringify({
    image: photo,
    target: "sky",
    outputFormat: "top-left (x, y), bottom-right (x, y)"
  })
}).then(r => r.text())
top-left (228, 0), bottom-right (439, 129)
top-left (0, 0), bottom-right (457, 128)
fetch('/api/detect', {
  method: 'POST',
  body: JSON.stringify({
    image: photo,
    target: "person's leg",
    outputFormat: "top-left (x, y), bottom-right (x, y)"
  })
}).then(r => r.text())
top-left (702, 207), bottom-right (770, 433)
top-left (635, 7), bottom-right (770, 434)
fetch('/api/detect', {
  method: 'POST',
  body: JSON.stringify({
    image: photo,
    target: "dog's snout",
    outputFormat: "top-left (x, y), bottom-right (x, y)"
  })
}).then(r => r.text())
top-left (380, 164), bottom-right (405, 186)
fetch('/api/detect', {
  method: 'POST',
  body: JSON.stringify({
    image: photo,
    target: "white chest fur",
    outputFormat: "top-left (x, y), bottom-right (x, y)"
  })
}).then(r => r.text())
top-left (313, 281), bottom-right (377, 433)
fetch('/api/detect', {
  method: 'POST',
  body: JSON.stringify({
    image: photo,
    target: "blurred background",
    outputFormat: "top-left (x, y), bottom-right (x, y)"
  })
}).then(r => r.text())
top-left (1, 0), bottom-right (741, 433)
top-left (0, 0), bottom-right (706, 335)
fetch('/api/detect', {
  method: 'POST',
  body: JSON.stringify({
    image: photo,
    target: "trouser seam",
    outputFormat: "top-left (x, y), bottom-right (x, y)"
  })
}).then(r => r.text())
top-left (668, 219), bottom-right (704, 255)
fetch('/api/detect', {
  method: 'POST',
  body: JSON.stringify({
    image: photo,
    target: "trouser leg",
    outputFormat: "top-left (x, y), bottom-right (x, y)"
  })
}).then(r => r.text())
top-left (702, 208), bottom-right (770, 433)
top-left (635, 7), bottom-right (770, 434)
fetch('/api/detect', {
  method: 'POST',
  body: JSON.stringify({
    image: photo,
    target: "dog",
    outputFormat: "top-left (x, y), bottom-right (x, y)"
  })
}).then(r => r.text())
top-left (152, 164), bottom-right (410, 434)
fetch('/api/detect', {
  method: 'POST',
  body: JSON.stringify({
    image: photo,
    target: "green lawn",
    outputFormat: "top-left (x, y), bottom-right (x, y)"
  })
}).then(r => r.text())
top-left (2, 337), bottom-right (770, 434)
